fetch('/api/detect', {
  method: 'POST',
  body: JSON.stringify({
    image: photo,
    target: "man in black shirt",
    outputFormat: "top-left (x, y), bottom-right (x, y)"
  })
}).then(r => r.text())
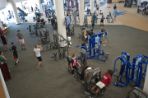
top-left (11, 42), bottom-right (19, 65)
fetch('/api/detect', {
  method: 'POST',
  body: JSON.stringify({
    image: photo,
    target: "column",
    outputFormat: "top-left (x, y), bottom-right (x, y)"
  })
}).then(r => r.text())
top-left (36, 0), bottom-right (41, 9)
top-left (53, 0), bottom-right (56, 11)
top-left (55, 0), bottom-right (67, 47)
top-left (96, 0), bottom-right (100, 8)
top-left (79, 0), bottom-right (84, 26)
top-left (76, 0), bottom-right (79, 11)
top-left (71, 0), bottom-right (74, 8)
top-left (9, 0), bottom-right (20, 24)
top-left (143, 66), bottom-right (148, 94)
top-left (90, 0), bottom-right (94, 14)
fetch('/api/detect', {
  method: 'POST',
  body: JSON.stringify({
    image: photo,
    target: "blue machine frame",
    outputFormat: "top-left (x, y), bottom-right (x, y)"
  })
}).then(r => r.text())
top-left (81, 31), bottom-right (108, 62)
top-left (113, 51), bottom-right (148, 87)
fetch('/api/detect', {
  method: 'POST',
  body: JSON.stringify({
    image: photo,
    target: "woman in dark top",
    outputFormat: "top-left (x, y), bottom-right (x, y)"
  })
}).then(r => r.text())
top-left (11, 42), bottom-right (19, 65)
top-left (0, 27), bottom-right (8, 51)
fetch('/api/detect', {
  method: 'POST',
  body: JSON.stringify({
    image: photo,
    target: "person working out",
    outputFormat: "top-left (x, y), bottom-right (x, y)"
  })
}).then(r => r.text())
top-left (33, 44), bottom-right (43, 69)
top-left (90, 70), bottom-right (113, 95)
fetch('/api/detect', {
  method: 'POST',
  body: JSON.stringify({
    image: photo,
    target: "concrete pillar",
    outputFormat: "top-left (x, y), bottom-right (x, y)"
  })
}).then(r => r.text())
top-left (143, 66), bottom-right (148, 94)
top-left (71, 0), bottom-right (74, 8)
top-left (76, 0), bottom-right (79, 11)
top-left (79, 0), bottom-right (84, 26)
top-left (90, 0), bottom-right (94, 14)
top-left (96, 0), bottom-right (100, 8)
top-left (53, 0), bottom-right (56, 10)
top-left (36, 0), bottom-right (41, 9)
top-left (9, 0), bottom-right (20, 24)
top-left (55, 0), bottom-right (67, 47)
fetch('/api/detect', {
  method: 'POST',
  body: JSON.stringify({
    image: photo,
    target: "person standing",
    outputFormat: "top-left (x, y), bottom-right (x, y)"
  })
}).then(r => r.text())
top-left (33, 44), bottom-right (43, 69)
top-left (11, 42), bottom-right (19, 65)
top-left (0, 27), bottom-right (8, 51)
top-left (91, 13), bottom-right (97, 29)
top-left (16, 30), bottom-right (26, 50)
top-left (0, 51), bottom-right (11, 80)
top-left (100, 13), bottom-right (105, 27)
top-left (31, 6), bottom-right (34, 12)
top-left (28, 25), bottom-right (32, 33)
top-left (65, 14), bottom-right (71, 35)
top-left (113, 4), bottom-right (117, 21)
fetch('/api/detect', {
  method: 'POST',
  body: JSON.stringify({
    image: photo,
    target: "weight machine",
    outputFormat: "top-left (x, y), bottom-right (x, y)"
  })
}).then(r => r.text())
top-left (113, 52), bottom-right (148, 87)
top-left (80, 31), bottom-right (109, 62)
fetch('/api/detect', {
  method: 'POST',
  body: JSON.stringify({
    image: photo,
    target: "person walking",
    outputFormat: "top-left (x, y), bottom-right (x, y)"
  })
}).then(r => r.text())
top-left (33, 44), bottom-right (43, 69)
top-left (65, 14), bottom-right (71, 35)
top-left (91, 13), bottom-right (97, 29)
top-left (10, 42), bottom-right (19, 65)
top-left (16, 30), bottom-right (26, 50)
top-left (113, 4), bottom-right (117, 21)
top-left (100, 13), bottom-right (105, 27)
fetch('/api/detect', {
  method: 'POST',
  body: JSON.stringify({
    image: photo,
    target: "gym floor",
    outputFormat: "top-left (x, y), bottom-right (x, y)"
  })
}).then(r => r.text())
top-left (3, 22), bottom-right (148, 98)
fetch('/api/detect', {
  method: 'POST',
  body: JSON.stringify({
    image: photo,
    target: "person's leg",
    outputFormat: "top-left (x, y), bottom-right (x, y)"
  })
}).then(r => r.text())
top-left (38, 61), bottom-right (42, 67)
top-left (4, 44), bottom-right (8, 51)
top-left (14, 57), bottom-right (17, 65)
top-left (36, 61), bottom-right (42, 69)
top-left (16, 58), bottom-right (19, 64)
top-left (14, 56), bottom-right (19, 65)
top-left (21, 39), bottom-right (26, 50)
top-left (37, 57), bottom-right (43, 68)
top-left (91, 85), bottom-right (97, 94)
top-left (68, 24), bottom-right (71, 34)
top-left (95, 88), bottom-right (100, 95)
top-left (21, 42), bottom-right (26, 50)
top-left (20, 43), bottom-right (26, 50)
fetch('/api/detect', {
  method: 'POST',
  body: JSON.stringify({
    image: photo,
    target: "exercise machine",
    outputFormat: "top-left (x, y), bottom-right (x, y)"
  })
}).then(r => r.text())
top-left (113, 51), bottom-right (130, 87)
top-left (80, 30), bottom-right (109, 62)
top-left (114, 52), bottom-right (148, 87)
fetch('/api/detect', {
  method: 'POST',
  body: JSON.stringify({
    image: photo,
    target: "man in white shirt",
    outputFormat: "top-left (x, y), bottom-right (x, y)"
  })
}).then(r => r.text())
top-left (34, 45), bottom-right (43, 69)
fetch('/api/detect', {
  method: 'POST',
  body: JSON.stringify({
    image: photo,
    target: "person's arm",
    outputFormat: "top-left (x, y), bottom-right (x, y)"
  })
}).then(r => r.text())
top-left (39, 45), bottom-right (43, 51)
top-left (1, 55), bottom-right (7, 61)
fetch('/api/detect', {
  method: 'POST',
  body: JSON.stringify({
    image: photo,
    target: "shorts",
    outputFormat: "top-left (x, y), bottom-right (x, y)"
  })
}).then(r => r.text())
top-left (19, 39), bottom-right (25, 44)
top-left (37, 57), bottom-right (42, 61)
